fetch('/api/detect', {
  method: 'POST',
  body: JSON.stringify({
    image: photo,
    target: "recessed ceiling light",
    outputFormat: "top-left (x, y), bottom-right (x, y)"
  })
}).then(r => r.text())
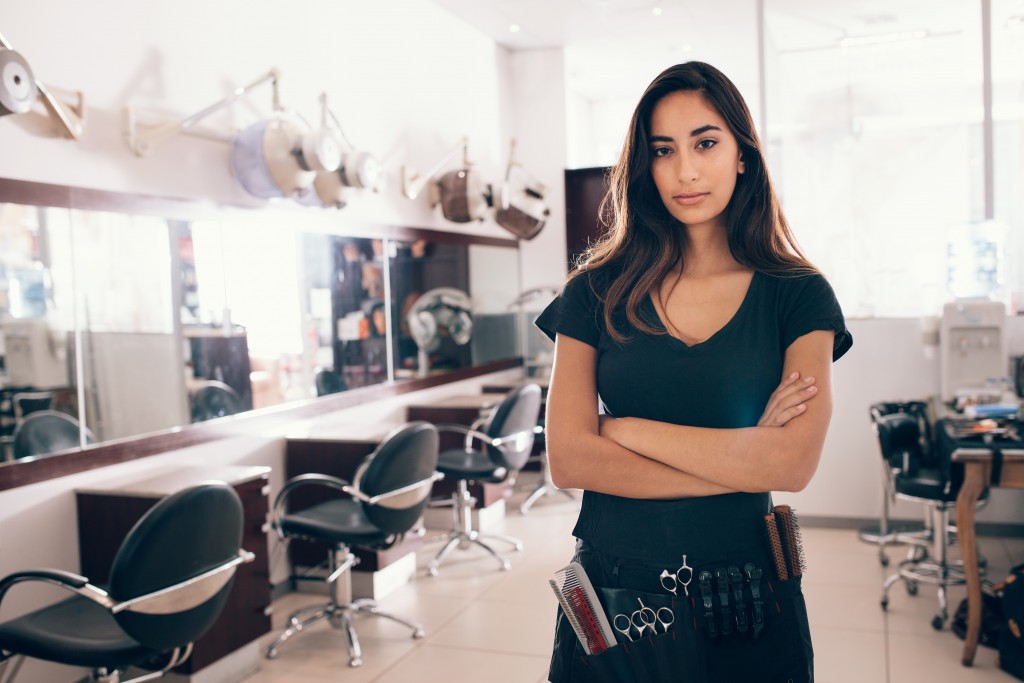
top-left (509, 23), bottom-right (521, 33)
top-left (652, 7), bottom-right (662, 15)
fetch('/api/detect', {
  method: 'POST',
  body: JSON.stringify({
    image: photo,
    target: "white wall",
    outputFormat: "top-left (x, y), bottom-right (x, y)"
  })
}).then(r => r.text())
top-left (0, 0), bottom-right (511, 239)
top-left (788, 316), bottom-right (1024, 525)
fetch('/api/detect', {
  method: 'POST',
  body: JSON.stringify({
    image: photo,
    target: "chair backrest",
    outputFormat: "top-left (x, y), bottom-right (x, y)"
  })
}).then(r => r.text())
top-left (11, 410), bottom-right (93, 459)
top-left (869, 400), bottom-right (932, 459)
top-left (482, 384), bottom-right (543, 471)
top-left (353, 421), bottom-right (440, 535)
top-left (315, 368), bottom-right (346, 396)
top-left (12, 391), bottom-right (54, 421)
top-left (874, 412), bottom-right (925, 474)
top-left (108, 483), bottom-right (244, 651)
top-left (191, 381), bottom-right (243, 422)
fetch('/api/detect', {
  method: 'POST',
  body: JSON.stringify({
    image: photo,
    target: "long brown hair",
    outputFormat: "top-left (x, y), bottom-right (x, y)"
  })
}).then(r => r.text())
top-left (569, 61), bottom-right (815, 344)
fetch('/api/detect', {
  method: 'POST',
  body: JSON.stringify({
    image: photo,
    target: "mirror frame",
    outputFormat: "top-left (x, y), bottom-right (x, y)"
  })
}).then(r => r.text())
top-left (0, 177), bottom-right (522, 491)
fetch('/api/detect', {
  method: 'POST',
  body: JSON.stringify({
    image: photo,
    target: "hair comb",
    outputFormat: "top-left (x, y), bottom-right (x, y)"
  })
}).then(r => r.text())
top-left (550, 561), bottom-right (616, 654)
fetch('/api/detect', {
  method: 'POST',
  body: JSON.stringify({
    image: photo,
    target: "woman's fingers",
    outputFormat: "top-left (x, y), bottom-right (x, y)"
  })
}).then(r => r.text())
top-left (758, 374), bottom-right (817, 427)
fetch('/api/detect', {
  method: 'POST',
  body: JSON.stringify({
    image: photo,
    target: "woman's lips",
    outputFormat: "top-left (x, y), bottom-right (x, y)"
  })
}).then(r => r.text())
top-left (673, 192), bottom-right (708, 206)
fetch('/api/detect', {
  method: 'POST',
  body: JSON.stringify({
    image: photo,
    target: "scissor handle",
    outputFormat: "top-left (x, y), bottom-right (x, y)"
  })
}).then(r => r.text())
top-left (655, 606), bottom-right (675, 632)
top-left (612, 613), bottom-right (634, 641)
top-left (659, 569), bottom-right (678, 595)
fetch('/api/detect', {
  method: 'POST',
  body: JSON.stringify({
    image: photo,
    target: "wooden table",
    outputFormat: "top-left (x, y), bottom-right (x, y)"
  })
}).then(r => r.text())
top-left (954, 446), bottom-right (1024, 666)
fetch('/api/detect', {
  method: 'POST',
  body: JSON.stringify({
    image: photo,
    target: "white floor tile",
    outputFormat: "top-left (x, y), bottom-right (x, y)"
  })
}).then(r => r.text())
top-left (241, 484), bottom-right (1022, 683)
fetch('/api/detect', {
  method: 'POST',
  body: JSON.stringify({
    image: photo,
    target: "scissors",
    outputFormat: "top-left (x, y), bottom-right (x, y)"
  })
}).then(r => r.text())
top-left (613, 598), bottom-right (674, 641)
top-left (659, 553), bottom-right (694, 597)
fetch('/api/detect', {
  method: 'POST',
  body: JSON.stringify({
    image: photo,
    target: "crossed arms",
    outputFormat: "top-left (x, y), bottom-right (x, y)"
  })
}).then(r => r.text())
top-left (544, 329), bottom-right (836, 499)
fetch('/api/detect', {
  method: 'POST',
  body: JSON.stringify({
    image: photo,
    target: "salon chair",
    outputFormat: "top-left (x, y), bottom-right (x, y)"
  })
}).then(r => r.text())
top-left (314, 367), bottom-right (346, 396)
top-left (11, 392), bottom-right (54, 423)
top-left (266, 421), bottom-right (442, 668)
top-left (190, 380), bottom-right (243, 422)
top-left (11, 410), bottom-right (94, 460)
top-left (0, 483), bottom-right (252, 683)
top-left (861, 401), bottom-right (933, 565)
top-left (427, 384), bottom-right (543, 576)
top-left (876, 411), bottom-right (987, 630)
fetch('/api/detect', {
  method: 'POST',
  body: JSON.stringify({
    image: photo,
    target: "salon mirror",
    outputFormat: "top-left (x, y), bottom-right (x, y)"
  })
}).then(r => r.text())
top-left (0, 185), bottom-right (523, 465)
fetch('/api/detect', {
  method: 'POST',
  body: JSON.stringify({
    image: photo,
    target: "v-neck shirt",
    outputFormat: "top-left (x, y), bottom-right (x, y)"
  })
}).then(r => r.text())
top-left (536, 266), bottom-right (851, 555)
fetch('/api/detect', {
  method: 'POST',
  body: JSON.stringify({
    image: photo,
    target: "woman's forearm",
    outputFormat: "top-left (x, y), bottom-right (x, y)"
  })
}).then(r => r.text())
top-left (547, 430), bottom-right (736, 499)
top-left (601, 417), bottom-right (824, 493)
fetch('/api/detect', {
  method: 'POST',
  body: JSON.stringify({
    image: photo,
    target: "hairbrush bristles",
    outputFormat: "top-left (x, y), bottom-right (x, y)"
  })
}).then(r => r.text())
top-left (774, 505), bottom-right (806, 579)
top-left (764, 512), bottom-right (789, 581)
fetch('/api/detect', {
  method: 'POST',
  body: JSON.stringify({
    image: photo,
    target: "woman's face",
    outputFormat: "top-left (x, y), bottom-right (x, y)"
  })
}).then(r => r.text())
top-left (647, 90), bottom-right (745, 233)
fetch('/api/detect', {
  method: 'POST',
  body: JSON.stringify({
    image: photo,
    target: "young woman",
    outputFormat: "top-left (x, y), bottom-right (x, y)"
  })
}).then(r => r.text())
top-left (537, 62), bottom-right (852, 682)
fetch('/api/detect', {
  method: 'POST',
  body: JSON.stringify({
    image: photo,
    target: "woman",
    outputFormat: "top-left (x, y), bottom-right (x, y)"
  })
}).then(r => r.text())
top-left (537, 62), bottom-right (852, 682)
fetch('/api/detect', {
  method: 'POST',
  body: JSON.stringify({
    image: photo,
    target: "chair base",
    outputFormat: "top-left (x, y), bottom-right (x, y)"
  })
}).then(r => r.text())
top-left (427, 483), bottom-right (522, 576)
top-left (0, 646), bottom-right (192, 683)
top-left (266, 597), bottom-right (424, 668)
top-left (427, 529), bottom-right (522, 576)
top-left (519, 481), bottom-right (577, 515)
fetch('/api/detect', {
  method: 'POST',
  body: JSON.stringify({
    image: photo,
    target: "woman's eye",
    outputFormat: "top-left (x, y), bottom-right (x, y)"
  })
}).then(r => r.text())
top-left (696, 139), bottom-right (717, 150)
top-left (651, 146), bottom-right (672, 157)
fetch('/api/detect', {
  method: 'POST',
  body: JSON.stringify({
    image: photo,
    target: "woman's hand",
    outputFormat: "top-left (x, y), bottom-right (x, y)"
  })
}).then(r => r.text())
top-left (758, 372), bottom-right (817, 427)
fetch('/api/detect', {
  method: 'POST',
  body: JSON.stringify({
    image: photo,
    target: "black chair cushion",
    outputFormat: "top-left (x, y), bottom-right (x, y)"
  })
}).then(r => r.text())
top-left (437, 447), bottom-right (506, 482)
top-left (281, 498), bottom-right (391, 547)
top-left (0, 595), bottom-right (156, 669)
top-left (895, 466), bottom-right (959, 502)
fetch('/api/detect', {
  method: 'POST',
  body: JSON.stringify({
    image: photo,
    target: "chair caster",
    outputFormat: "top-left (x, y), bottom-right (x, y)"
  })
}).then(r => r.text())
top-left (881, 597), bottom-right (889, 611)
top-left (880, 553), bottom-right (889, 567)
top-left (349, 657), bottom-right (363, 668)
top-left (413, 627), bottom-right (426, 639)
top-left (266, 647), bottom-right (280, 660)
top-left (932, 614), bottom-right (946, 631)
top-left (906, 581), bottom-right (918, 596)
top-left (501, 559), bottom-right (512, 571)
top-left (427, 565), bottom-right (439, 577)
top-left (513, 541), bottom-right (524, 552)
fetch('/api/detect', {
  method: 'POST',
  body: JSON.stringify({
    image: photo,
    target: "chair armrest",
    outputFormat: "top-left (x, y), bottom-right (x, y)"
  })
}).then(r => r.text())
top-left (0, 569), bottom-right (114, 611)
top-left (435, 423), bottom-right (498, 450)
top-left (363, 472), bottom-right (445, 505)
top-left (270, 474), bottom-right (352, 540)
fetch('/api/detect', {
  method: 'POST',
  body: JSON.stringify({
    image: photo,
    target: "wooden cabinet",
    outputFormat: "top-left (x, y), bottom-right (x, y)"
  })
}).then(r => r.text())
top-left (76, 466), bottom-right (272, 674)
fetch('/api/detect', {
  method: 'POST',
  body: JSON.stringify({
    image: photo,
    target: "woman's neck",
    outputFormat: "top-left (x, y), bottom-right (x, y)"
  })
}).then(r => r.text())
top-left (679, 223), bottom-right (740, 277)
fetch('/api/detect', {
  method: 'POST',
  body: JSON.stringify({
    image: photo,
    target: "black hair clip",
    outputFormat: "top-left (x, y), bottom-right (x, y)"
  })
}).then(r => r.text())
top-left (698, 570), bottom-right (717, 638)
top-left (714, 567), bottom-right (732, 636)
top-left (728, 565), bottom-right (749, 633)
top-left (744, 563), bottom-right (765, 639)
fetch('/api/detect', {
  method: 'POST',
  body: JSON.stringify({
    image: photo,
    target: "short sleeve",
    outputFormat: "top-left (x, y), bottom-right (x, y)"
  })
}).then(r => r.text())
top-left (780, 273), bottom-right (852, 362)
top-left (535, 272), bottom-right (603, 349)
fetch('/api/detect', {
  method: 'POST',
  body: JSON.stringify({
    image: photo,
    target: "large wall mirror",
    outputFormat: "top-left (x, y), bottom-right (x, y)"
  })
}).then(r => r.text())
top-left (0, 180), bottom-right (522, 470)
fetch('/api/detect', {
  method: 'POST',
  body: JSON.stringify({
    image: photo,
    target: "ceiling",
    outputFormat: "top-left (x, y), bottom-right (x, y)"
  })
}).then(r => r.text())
top-left (426, 0), bottom-right (982, 100)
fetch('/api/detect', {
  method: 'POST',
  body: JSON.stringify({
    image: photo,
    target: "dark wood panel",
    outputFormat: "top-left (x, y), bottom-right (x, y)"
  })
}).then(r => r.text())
top-left (564, 166), bottom-right (611, 269)
top-left (75, 476), bottom-right (271, 674)
top-left (0, 358), bottom-right (522, 492)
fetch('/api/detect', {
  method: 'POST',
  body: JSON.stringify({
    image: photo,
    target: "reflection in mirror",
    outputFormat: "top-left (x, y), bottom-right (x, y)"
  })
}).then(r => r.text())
top-left (308, 234), bottom-right (388, 392)
top-left (0, 202), bottom-right (79, 461)
top-left (388, 239), bottom-right (519, 379)
top-left (188, 220), bottom-right (310, 412)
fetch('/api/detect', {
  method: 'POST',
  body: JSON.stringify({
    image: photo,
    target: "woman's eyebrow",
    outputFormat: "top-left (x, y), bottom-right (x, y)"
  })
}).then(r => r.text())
top-left (690, 124), bottom-right (721, 136)
top-left (649, 135), bottom-right (673, 143)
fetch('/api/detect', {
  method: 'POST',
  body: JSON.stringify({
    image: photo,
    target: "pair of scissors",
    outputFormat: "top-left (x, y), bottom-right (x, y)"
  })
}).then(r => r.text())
top-left (659, 553), bottom-right (694, 597)
top-left (612, 598), bottom-right (674, 642)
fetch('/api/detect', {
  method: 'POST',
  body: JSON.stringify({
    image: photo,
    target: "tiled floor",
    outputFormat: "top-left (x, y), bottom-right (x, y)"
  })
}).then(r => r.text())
top-left (244, 479), bottom-right (1019, 682)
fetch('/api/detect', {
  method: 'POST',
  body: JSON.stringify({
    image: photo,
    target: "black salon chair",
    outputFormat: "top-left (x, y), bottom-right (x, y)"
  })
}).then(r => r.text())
top-left (427, 384), bottom-right (543, 576)
top-left (190, 380), bottom-right (243, 422)
top-left (11, 410), bottom-right (95, 460)
top-left (11, 392), bottom-right (54, 423)
top-left (861, 401), bottom-right (933, 565)
top-left (267, 421), bottom-right (442, 668)
top-left (0, 483), bottom-right (252, 683)
top-left (314, 367), bottom-right (346, 396)
top-left (876, 411), bottom-right (987, 630)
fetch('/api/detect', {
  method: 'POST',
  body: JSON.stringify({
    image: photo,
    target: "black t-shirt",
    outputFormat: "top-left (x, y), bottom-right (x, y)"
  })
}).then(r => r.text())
top-left (535, 267), bottom-right (852, 555)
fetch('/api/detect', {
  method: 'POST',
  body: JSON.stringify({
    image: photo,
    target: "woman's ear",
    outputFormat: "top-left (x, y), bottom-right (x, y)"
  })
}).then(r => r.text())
top-left (738, 153), bottom-right (745, 174)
